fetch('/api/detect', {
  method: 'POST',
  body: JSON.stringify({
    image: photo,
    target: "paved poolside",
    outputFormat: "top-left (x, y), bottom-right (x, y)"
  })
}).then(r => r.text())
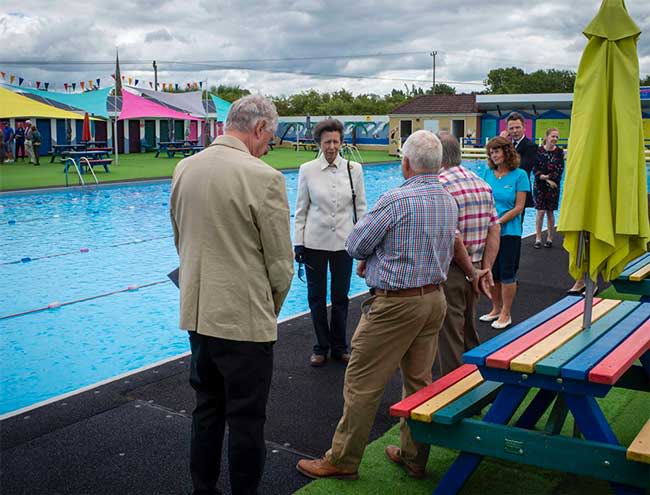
top-left (1, 232), bottom-right (584, 494)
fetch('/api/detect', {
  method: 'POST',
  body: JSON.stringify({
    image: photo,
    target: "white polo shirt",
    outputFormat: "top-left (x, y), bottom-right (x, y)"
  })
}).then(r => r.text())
top-left (294, 154), bottom-right (367, 252)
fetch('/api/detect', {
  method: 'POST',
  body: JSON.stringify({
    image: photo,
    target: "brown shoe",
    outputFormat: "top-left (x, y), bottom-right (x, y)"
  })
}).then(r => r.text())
top-left (310, 354), bottom-right (327, 367)
top-left (332, 353), bottom-right (351, 363)
top-left (296, 457), bottom-right (359, 480)
top-left (384, 445), bottom-right (426, 479)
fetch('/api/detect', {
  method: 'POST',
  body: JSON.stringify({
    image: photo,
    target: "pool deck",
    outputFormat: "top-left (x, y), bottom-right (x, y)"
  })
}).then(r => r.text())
top-left (1, 232), bottom-right (585, 494)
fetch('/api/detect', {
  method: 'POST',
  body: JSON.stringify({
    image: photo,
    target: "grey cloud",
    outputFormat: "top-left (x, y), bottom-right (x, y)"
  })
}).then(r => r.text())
top-left (144, 29), bottom-right (173, 43)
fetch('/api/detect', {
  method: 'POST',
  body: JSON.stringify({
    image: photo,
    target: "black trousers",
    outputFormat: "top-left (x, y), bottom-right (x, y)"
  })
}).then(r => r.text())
top-left (304, 248), bottom-right (353, 357)
top-left (189, 332), bottom-right (274, 495)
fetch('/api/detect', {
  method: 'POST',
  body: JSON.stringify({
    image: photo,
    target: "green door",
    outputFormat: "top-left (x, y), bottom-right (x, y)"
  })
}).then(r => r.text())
top-left (144, 120), bottom-right (156, 149)
top-left (159, 120), bottom-right (170, 142)
top-left (174, 120), bottom-right (185, 141)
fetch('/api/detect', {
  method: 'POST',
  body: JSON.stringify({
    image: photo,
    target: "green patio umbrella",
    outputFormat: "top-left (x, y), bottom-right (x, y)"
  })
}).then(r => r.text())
top-left (559, 0), bottom-right (649, 319)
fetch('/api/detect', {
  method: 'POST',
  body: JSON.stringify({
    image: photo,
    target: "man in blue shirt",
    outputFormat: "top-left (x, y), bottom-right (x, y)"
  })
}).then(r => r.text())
top-left (3, 121), bottom-right (15, 163)
top-left (297, 130), bottom-right (458, 481)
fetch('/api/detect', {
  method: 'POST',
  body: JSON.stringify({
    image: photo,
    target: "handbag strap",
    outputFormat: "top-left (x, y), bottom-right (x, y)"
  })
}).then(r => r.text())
top-left (346, 160), bottom-right (358, 224)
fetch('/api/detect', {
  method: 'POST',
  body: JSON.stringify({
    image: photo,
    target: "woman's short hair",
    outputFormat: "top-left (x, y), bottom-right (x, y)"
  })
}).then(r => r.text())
top-left (544, 127), bottom-right (559, 145)
top-left (402, 130), bottom-right (442, 172)
top-left (225, 95), bottom-right (279, 135)
top-left (313, 118), bottom-right (344, 143)
top-left (486, 136), bottom-right (520, 170)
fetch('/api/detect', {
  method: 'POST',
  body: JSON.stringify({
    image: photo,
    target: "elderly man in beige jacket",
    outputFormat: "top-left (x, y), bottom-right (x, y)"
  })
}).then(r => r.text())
top-left (170, 95), bottom-right (293, 495)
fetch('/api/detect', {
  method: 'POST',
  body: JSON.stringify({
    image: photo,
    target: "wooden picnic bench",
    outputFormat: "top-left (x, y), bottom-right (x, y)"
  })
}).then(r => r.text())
top-left (612, 253), bottom-right (650, 300)
top-left (164, 146), bottom-right (203, 159)
top-left (392, 295), bottom-right (650, 494)
top-left (292, 140), bottom-right (318, 152)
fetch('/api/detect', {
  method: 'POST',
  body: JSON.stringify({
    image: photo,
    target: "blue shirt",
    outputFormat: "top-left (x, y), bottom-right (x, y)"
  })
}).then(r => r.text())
top-left (3, 127), bottom-right (14, 143)
top-left (483, 168), bottom-right (530, 237)
top-left (346, 173), bottom-right (457, 290)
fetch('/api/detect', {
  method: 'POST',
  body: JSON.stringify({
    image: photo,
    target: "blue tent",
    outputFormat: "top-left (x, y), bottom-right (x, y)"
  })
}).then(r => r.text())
top-left (5, 85), bottom-right (112, 119)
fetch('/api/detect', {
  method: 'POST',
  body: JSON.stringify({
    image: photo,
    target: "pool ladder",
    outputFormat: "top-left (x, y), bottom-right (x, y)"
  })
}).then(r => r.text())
top-left (64, 157), bottom-right (99, 187)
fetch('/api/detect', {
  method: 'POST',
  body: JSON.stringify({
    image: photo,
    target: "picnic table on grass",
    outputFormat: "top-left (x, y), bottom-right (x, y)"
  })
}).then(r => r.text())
top-left (62, 150), bottom-right (112, 174)
top-left (50, 143), bottom-right (87, 162)
top-left (391, 295), bottom-right (650, 494)
top-left (292, 139), bottom-right (318, 152)
top-left (612, 253), bottom-right (650, 301)
top-left (155, 141), bottom-right (202, 158)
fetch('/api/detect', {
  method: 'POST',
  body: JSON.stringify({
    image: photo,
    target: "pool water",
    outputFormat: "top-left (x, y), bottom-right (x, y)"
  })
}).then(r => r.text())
top-left (1, 160), bottom-right (544, 415)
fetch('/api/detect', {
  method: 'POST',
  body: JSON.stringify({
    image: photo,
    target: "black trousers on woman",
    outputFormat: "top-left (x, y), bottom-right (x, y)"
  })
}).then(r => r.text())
top-left (304, 248), bottom-right (353, 357)
top-left (188, 332), bottom-right (273, 495)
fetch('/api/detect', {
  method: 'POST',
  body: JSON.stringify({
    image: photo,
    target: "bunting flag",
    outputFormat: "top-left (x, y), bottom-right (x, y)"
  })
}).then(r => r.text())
top-left (36, 81), bottom-right (41, 89)
top-left (96, 78), bottom-right (101, 88)
top-left (18, 77), bottom-right (24, 86)
top-left (149, 81), bottom-right (153, 88)
top-left (72, 82), bottom-right (76, 91)
top-left (175, 83), bottom-right (179, 91)
top-left (128, 77), bottom-right (132, 85)
top-left (10, 75), bottom-right (15, 84)
top-left (162, 83), bottom-right (167, 91)
top-left (44, 82), bottom-right (49, 90)
top-left (134, 79), bottom-right (139, 86)
top-left (1, 72), bottom-right (5, 80)
top-left (80, 81), bottom-right (85, 90)
top-left (88, 80), bottom-right (93, 89)
top-left (199, 81), bottom-right (203, 89)
top-left (64, 83), bottom-right (68, 91)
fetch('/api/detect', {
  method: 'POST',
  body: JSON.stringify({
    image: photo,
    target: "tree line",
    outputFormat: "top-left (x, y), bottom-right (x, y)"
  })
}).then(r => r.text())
top-left (209, 68), bottom-right (650, 116)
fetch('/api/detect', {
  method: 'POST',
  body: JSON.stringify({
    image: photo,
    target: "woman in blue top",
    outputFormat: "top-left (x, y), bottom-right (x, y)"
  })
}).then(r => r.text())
top-left (480, 136), bottom-right (530, 329)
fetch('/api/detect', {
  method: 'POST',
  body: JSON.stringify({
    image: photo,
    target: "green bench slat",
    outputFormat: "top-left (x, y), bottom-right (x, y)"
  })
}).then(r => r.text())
top-left (619, 254), bottom-right (650, 280)
top-left (431, 381), bottom-right (503, 425)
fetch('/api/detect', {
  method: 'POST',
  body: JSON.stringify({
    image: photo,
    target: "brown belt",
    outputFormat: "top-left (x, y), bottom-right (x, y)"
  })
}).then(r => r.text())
top-left (371, 284), bottom-right (440, 297)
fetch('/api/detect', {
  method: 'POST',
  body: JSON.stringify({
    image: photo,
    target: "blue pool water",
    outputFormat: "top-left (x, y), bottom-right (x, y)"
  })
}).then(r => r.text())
top-left (2, 160), bottom-right (544, 415)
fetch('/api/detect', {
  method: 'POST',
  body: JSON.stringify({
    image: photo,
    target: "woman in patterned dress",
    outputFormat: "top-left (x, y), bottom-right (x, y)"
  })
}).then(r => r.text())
top-left (532, 128), bottom-right (564, 248)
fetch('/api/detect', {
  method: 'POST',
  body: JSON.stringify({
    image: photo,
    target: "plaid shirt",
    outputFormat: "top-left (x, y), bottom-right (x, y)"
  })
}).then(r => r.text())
top-left (346, 173), bottom-right (457, 290)
top-left (439, 166), bottom-right (498, 263)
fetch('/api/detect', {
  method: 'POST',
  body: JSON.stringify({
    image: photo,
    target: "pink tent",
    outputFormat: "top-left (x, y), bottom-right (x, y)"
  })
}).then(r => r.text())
top-left (118, 90), bottom-right (200, 121)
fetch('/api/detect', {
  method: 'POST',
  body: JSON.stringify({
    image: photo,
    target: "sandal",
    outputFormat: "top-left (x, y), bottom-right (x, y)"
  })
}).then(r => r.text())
top-left (544, 241), bottom-right (553, 248)
top-left (533, 240), bottom-right (542, 249)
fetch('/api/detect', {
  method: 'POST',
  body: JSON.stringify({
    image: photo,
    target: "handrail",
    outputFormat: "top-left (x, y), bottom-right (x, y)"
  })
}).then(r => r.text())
top-left (79, 157), bottom-right (99, 185)
top-left (64, 158), bottom-right (85, 187)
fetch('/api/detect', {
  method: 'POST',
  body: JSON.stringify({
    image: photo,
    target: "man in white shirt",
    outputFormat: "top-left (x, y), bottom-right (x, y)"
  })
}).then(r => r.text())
top-left (294, 119), bottom-right (367, 367)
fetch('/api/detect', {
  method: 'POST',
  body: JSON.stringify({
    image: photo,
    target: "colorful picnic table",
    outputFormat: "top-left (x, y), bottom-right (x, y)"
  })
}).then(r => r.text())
top-left (612, 253), bottom-right (650, 300)
top-left (392, 296), bottom-right (650, 494)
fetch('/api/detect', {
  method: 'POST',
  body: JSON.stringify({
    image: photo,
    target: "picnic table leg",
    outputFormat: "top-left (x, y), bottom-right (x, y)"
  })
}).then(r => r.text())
top-left (514, 389), bottom-right (556, 429)
top-left (640, 351), bottom-right (649, 378)
top-left (564, 393), bottom-right (645, 495)
top-left (50, 153), bottom-right (56, 163)
top-left (433, 384), bottom-right (528, 495)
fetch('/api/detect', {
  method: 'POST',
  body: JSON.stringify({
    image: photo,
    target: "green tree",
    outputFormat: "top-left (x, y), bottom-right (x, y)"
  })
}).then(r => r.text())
top-left (425, 83), bottom-right (457, 95)
top-left (210, 84), bottom-right (251, 102)
top-left (485, 67), bottom-right (576, 94)
top-left (641, 74), bottom-right (650, 86)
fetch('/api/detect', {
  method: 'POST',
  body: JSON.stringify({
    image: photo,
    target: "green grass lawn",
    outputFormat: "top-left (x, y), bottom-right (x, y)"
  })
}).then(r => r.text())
top-left (296, 387), bottom-right (648, 495)
top-left (0, 148), bottom-right (395, 192)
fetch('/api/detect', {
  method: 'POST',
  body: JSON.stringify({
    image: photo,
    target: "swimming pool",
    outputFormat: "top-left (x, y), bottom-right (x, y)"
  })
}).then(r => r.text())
top-left (2, 160), bottom-right (543, 415)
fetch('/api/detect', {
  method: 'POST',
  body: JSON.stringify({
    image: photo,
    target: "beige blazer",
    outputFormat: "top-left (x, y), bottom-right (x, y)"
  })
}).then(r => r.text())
top-left (170, 135), bottom-right (293, 342)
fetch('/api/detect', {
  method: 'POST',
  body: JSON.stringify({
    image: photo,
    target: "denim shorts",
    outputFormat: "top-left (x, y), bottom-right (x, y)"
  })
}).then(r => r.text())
top-left (492, 235), bottom-right (522, 284)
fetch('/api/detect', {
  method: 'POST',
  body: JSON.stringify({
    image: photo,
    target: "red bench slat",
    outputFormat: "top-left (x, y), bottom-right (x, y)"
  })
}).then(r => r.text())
top-left (485, 299), bottom-right (601, 369)
top-left (389, 364), bottom-right (477, 418)
top-left (588, 319), bottom-right (650, 385)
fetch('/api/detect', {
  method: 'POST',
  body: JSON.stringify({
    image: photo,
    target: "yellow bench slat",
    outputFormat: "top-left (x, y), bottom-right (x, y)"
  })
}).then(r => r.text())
top-left (510, 299), bottom-right (621, 373)
top-left (629, 263), bottom-right (650, 282)
top-left (627, 419), bottom-right (650, 464)
top-left (410, 371), bottom-right (484, 423)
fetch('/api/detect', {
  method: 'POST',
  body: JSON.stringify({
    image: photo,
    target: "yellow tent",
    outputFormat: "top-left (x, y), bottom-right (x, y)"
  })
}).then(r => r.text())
top-left (0, 86), bottom-right (86, 120)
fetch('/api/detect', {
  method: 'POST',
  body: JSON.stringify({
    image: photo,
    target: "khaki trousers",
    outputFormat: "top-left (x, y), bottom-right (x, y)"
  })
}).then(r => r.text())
top-left (325, 288), bottom-right (447, 471)
top-left (25, 140), bottom-right (35, 164)
top-left (438, 262), bottom-right (480, 375)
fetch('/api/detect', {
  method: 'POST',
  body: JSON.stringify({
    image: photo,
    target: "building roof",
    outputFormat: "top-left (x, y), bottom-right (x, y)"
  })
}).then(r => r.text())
top-left (391, 94), bottom-right (478, 115)
top-left (0, 86), bottom-right (87, 120)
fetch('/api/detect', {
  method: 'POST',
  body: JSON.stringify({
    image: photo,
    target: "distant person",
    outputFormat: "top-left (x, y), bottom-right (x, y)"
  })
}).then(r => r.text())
top-left (480, 136), bottom-right (529, 330)
top-left (296, 130), bottom-right (457, 481)
top-left (437, 132), bottom-right (500, 374)
top-left (532, 128), bottom-right (565, 248)
top-left (15, 122), bottom-right (25, 162)
top-left (3, 121), bottom-right (14, 163)
top-left (24, 120), bottom-right (35, 165)
top-left (293, 118), bottom-right (367, 367)
top-left (506, 112), bottom-right (537, 221)
top-left (30, 125), bottom-right (41, 166)
top-left (170, 95), bottom-right (293, 495)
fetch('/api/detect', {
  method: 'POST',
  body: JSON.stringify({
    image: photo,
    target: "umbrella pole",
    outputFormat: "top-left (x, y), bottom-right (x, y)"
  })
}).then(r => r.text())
top-left (579, 231), bottom-right (594, 329)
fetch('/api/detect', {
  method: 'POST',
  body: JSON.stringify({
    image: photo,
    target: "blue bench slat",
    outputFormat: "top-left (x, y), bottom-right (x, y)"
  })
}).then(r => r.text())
top-left (431, 381), bottom-right (503, 425)
top-left (561, 303), bottom-right (650, 381)
top-left (463, 296), bottom-right (581, 366)
top-left (619, 254), bottom-right (650, 280)
top-left (535, 302), bottom-right (639, 377)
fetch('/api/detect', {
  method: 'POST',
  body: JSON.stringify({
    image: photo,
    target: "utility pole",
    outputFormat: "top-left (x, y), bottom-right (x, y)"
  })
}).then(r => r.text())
top-left (153, 60), bottom-right (158, 91)
top-left (430, 51), bottom-right (437, 95)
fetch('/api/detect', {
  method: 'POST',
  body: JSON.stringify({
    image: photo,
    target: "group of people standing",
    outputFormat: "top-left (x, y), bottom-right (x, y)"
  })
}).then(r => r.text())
top-left (169, 96), bottom-right (566, 495)
top-left (0, 120), bottom-right (41, 165)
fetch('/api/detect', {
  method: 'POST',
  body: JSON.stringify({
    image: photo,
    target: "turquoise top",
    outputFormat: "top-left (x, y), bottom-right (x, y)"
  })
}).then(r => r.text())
top-left (483, 168), bottom-right (530, 237)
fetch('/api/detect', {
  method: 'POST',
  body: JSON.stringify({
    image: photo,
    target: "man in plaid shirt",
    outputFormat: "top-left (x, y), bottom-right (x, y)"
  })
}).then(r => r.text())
top-left (437, 132), bottom-right (500, 375)
top-left (297, 130), bottom-right (459, 481)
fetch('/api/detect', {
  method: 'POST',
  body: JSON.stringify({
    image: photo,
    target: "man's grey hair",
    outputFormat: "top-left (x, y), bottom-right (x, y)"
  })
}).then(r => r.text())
top-left (402, 130), bottom-right (442, 172)
top-left (225, 95), bottom-right (279, 135)
top-left (437, 131), bottom-right (462, 168)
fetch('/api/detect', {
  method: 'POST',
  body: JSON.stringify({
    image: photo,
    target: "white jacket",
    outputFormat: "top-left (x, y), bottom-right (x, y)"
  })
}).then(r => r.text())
top-left (294, 154), bottom-right (367, 252)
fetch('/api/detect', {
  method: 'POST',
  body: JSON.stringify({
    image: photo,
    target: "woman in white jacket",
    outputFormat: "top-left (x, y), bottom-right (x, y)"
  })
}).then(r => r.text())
top-left (294, 118), bottom-right (367, 367)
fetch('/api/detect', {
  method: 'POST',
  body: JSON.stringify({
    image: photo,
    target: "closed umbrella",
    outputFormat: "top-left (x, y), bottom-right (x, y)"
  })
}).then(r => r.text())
top-left (81, 112), bottom-right (92, 142)
top-left (558, 0), bottom-right (649, 327)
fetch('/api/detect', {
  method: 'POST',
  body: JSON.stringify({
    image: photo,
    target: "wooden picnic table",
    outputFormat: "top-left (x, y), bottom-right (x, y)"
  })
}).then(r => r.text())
top-left (62, 150), bottom-right (112, 174)
top-left (392, 295), bottom-right (650, 494)
top-left (50, 143), bottom-right (87, 162)
top-left (292, 139), bottom-right (318, 151)
top-left (612, 253), bottom-right (650, 300)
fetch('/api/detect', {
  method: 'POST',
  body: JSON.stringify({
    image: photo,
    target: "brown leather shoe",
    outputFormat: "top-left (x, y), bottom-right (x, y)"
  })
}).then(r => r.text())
top-left (332, 353), bottom-right (351, 363)
top-left (310, 354), bottom-right (327, 367)
top-left (296, 457), bottom-right (359, 480)
top-left (384, 445), bottom-right (426, 479)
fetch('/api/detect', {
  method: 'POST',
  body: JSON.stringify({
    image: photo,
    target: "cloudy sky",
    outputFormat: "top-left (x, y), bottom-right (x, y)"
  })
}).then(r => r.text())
top-left (1, 0), bottom-right (649, 96)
